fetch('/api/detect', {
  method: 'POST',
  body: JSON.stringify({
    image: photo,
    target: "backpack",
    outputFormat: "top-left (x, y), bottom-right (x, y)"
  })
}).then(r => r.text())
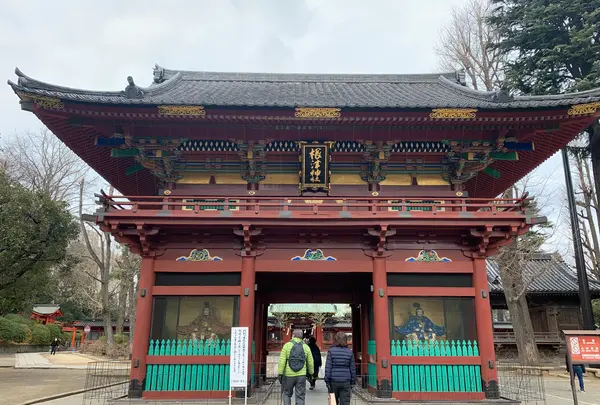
top-left (288, 341), bottom-right (306, 372)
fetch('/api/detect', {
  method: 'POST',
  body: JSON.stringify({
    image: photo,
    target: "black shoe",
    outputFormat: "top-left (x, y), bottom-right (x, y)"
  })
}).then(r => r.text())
top-left (309, 386), bottom-right (314, 390)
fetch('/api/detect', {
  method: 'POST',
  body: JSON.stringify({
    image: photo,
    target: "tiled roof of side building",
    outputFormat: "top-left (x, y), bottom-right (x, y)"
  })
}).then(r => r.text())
top-left (487, 253), bottom-right (600, 295)
top-left (269, 304), bottom-right (337, 314)
top-left (32, 305), bottom-right (61, 315)
top-left (8, 65), bottom-right (600, 109)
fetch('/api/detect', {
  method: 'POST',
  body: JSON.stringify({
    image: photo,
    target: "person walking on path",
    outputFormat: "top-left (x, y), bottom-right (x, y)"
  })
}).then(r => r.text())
top-left (325, 332), bottom-right (356, 405)
top-left (278, 329), bottom-right (315, 405)
top-left (307, 336), bottom-right (322, 390)
top-left (50, 338), bottom-right (59, 355)
top-left (566, 354), bottom-right (586, 392)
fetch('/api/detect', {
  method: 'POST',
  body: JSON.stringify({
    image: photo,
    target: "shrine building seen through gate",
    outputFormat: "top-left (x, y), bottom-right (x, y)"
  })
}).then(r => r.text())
top-left (8, 65), bottom-right (600, 402)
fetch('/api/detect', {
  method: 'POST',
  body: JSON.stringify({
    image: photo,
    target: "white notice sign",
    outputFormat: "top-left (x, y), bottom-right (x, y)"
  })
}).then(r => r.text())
top-left (229, 327), bottom-right (249, 388)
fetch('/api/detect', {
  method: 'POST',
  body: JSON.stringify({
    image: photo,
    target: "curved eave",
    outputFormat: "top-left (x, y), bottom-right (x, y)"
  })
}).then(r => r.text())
top-left (9, 66), bottom-right (600, 110)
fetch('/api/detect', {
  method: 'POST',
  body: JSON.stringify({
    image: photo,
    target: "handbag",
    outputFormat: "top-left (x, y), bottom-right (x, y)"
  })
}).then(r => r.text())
top-left (328, 393), bottom-right (336, 405)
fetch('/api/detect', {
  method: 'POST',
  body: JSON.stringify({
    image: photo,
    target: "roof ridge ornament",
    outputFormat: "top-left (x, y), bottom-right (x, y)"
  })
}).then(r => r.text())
top-left (153, 64), bottom-right (166, 84)
top-left (492, 83), bottom-right (514, 103)
top-left (121, 76), bottom-right (144, 99)
top-left (455, 69), bottom-right (467, 87)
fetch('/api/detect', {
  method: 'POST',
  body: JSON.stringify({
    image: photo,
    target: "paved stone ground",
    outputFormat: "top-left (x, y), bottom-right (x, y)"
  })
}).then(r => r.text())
top-left (0, 368), bottom-right (87, 404)
top-left (0, 354), bottom-right (15, 367)
top-left (544, 377), bottom-right (600, 405)
top-left (13, 372), bottom-right (600, 405)
top-left (15, 352), bottom-right (111, 369)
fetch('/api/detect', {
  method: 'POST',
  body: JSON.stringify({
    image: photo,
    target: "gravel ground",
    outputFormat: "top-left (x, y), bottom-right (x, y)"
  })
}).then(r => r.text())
top-left (0, 368), bottom-right (87, 404)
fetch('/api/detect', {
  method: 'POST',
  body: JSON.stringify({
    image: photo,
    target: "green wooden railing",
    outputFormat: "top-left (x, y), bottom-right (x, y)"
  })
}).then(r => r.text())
top-left (367, 340), bottom-right (377, 388)
top-left (145, 339), bottom-right (257, 392)
top-left (146, 364), bottom-right (230, 391)
top-left (390, 340), bottom-right (482, 393)
top-left (392, 364), bottom-right (482, 392)
top-left (391, 340), bottom-right (479, 356)
top-left (148, 338), bottom-right (231, 356)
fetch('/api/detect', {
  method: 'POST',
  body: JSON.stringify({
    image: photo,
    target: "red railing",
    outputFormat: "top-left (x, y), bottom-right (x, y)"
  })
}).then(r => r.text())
top-left (96, 194), bottom-right (531, 217)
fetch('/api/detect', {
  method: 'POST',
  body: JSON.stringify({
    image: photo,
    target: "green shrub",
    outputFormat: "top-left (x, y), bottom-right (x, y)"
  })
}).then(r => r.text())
top-left (30, 324), bottom-right (51, 345)
top-left (46, 323), bottom-right (63, 341)
top-left (0, 317), bottom-right (30, 343)
top-left (10, 323), bottom-right (29, 343)
top-left (114, 334), bottom-right (129, 345)
top-left (3, 314), bottom-right (34, 327)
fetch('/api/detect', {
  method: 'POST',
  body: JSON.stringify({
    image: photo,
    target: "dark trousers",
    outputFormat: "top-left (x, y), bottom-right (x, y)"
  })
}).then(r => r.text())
top-left (282, 376), bottom-right (306, 405)
top-left (309, 367), bottom-right (320, 387)
top-left (50, 346), bottom-right (57, 355)
top-left (331, 382), bottom-right (351, 405)
top-left (573, 365), bottom-right (584, 391)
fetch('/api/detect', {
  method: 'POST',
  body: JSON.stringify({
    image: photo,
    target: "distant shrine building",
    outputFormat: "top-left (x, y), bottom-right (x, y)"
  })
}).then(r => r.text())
top-left (9, 65), bottom-right (600, 402)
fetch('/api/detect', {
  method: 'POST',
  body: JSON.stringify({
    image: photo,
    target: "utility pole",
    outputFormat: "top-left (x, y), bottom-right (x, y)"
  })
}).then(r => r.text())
top-left (562, 148), bottom-right (595, 329)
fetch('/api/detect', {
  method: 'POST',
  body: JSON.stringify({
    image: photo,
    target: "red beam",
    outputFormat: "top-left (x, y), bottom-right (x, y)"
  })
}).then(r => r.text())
top-left (152, 286), bottom-right (240, 296)
top-left (386, 287), bottom-right (475, 297)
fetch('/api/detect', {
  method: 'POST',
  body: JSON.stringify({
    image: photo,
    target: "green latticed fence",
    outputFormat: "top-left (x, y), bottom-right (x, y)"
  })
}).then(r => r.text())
top-left (391, 364), bottom-right (482, 393)
top-left (391, 340), bottom-right (479, 356)
top-left (148, 338), bottom-right (230, 356)
top-left (146, 364), bottom-right (231, 391)
top-left (389, 340), bottom-right (482, 393)
top-left (367, 340), bottom-right (377, 388)
top-left (145, 339), bottom-right (256, 392)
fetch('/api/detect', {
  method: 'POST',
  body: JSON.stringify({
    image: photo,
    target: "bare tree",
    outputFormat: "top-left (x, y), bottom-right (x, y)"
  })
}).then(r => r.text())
top-left (494, 185), bottom-right (555, 365)
top-left (435, 0), bottom-right (505, 91)
top-left (1, 128), bottom-right (93, 205)
top-left (114, 247), bottom-right (141, 340)
top-left (79, 178), bottom-right (114, 346)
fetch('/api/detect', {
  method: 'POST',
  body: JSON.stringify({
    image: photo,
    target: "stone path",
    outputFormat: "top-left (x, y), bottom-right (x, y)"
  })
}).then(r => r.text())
top-left (0, 354), bottom-right (15, 367)
top-left (15, 352), bottom-right (106, 369)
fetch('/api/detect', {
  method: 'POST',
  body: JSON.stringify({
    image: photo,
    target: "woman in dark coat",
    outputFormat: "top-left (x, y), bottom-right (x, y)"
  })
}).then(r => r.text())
top-left (307, 336), bottom-right (322, 390)
top-left (325, 332), bottom-right (356, 405)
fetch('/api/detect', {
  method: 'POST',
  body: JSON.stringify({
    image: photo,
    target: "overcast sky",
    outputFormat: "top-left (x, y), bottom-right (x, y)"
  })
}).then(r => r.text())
top-left (0, 0), bottom-right (573, 258)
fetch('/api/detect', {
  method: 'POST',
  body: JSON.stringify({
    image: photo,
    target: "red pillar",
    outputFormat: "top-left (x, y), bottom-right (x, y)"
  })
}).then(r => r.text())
top-left (473, 257), bottom-right (499, 398)
top-left (129, 256), bottom-right (155, 398)
top-left (315, 325), bottom-right (324, 349)
top-left (372, 256), bottom-right (392, 397)
top-left (360, 301), bottom-right (370, 378)
top-left (239, 255), bottom-right (256, 386)
top-left (253, 299), bottom-right (263, 385)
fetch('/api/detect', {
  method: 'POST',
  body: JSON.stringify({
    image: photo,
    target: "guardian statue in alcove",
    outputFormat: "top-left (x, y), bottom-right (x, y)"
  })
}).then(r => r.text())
top-left (395, 303), bottom-right (446, 341)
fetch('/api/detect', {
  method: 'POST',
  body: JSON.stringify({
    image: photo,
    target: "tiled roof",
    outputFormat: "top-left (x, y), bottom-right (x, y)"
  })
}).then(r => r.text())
top-left (269, 304), bottom-right (337, 314)
top-left (73, 320), bottom-right (130, 328)
top-left (487, 254), bottom-right (600, 295)
top-left (8, 65), bottom-right (600, 109)
top-left (32, 305), bottom-right (61, 315)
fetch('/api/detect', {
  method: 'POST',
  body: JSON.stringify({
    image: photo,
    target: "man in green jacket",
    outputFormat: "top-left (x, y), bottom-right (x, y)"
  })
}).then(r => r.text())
top-left (278, 329), bottom-right (314, 405)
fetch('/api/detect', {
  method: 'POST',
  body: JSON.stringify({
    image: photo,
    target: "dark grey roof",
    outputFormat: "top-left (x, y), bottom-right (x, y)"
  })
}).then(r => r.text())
top-left (73, 320), bottom-right (130, 328)
top-left (487, 254), bottom-right (600, 295)
top-left (8, 65), bottom-right (600, 109)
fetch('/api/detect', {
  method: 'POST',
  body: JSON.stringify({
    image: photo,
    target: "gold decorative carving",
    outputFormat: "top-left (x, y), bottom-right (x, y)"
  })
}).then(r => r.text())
top-left (429, 108), bottom-right (477, 119)
top-left (158, 105), bottom-right (206, 117)
top-left (248, 190), bottom-right (256, 195)
top-left (163, 190), bottom-right (172, 195)
top-left (567, 102), bottom-right (600, 116)
top-left (304, 200), bottom-right (324, 204)
top-left (17, 92), bottom-right (64, 109)
top-left (372, 191), bottom-right (379, 196)
top-left (456, 191), bottom-right (464, 197)
top-left (294, 107), bottom-right (341, 118)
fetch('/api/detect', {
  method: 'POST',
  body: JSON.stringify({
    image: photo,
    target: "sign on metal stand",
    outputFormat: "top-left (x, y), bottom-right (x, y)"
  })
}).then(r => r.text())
top-left (564, 330), bottom-right (600, 405)
top-left (229, 327), bottom-right (249, 405)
